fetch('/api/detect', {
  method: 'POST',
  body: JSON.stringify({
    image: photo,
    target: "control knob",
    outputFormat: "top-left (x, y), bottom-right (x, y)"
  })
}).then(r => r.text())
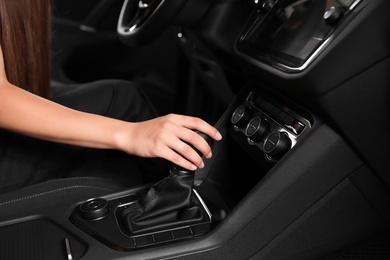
top-left (324, 6), bottom-right (342, 25)
top-left (245, 117), bottom-right (268, 142)
top-left (231, 105), bottom-right (251, 128)
top-left (263, 131), bottom-right (291, 159)
top-left (80, 198), bottom-right (110, 220)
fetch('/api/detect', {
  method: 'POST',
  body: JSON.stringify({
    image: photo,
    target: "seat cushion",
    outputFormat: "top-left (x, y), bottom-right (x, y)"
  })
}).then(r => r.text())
top-left (0, 177), bottom-right (128, 221)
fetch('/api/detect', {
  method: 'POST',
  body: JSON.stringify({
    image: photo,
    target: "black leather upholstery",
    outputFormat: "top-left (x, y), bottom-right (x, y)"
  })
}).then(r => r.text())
top-left (121, 168), bottom-right (204, 235)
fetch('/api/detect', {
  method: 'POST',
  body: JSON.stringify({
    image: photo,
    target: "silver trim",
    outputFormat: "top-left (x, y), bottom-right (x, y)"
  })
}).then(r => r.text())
top-left (139, 1), bottom-right (149, 9)
top-left (65, 238), bottom-right (73, 260)
top-left (273, 35), bottom-right (333, 73)
top-left (193, 189), bottom-right (212, 220)
top-left (349, 0), bottom-right (363, 11)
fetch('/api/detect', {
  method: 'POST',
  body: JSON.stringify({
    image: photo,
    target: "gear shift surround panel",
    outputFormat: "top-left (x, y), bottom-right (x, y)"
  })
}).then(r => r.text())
top-left (70, 186), bottom-right (212, 251)
top-left (119, 168), bottom-right (205, 236)
top-left (71, 131), bottom-right (214, 250)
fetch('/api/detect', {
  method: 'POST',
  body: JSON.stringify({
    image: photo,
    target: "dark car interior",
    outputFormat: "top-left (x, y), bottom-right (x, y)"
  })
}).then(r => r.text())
top-left (1, 0), bottom-right (390, 259)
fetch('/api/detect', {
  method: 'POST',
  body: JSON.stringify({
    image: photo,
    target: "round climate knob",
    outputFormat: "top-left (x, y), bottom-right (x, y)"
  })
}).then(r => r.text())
top-left (231, 105), bottom-right (251, 127)
top-left (245, 117), bottom-right (268, 142)
top-left (263, 131), bottom-right (291, 158)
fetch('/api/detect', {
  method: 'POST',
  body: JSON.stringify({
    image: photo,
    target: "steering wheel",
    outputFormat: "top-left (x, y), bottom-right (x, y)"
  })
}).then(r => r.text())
top-left (117, 0), bottom-right (189, 46)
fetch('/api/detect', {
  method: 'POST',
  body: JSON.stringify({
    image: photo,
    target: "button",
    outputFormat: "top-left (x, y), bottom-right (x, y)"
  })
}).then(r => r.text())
top-left (245, 117), bottom-right (269, 142)
top-left (154, 231), bottom-right (174, 243)
top-left (172, 228), bottom-right (193, 239)
top-left (263, 131), bottom-right (291, 159)
top-left (231, 105), bottom-right (251, 127)
top-left (135, 235), bottom-right (155, 247)
top-left (79, 198), bottom-right (110, 220)
top-left (289, 120), bottom-right (305, 135)
top-left (324, 6), bottom-right (342, 25)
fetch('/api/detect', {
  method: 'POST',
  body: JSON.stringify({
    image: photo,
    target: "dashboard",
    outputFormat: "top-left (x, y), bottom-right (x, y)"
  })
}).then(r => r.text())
top-left (230, 0), bottom-right (390, 189)
top-left (238, 0), bottom-right (362, 72)
top-left (0, 0), bottom-right (389, 259)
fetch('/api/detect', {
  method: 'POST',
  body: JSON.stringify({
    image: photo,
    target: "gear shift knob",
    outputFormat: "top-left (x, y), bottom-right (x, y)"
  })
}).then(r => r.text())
top-left (195, 131), bottom-right (214, 151)
top-left (170, 131), bottom-right (214, 174)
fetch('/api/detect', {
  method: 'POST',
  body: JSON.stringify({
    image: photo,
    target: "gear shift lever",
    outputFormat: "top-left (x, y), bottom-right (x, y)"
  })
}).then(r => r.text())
top-left (121, 131), bottom-right (213, 235)
top-left (170, 131), bottom-right (214, 175)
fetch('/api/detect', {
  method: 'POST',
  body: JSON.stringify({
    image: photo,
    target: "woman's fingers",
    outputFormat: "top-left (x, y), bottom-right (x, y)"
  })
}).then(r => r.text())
top-left (168, 134), bottom-right (206, 169)
top-left (166, 114), bottom-right (222, 158)
top-left (169, 114), bottom-right (222, 143)
top-left (157, 144), bottom-right (199, 171)
top-left (176, 128), bottom-right (212, 158)
top-left (122, 114), bottom-right (222, 171)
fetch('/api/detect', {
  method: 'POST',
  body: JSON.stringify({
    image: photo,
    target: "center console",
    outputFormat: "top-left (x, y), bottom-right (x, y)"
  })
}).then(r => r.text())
top-left (71, 187), bottom-right (211, 250)
top-left (66, 80), bottom-right (388, 260)
top-left (1, 83), bottom-right (387, 259)
top-left (69, 83), bottom-right (314, 252)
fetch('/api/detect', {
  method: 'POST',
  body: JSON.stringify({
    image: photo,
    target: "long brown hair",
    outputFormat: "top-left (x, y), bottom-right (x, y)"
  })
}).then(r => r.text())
top-left (0, 0), bottom-right (52, 98)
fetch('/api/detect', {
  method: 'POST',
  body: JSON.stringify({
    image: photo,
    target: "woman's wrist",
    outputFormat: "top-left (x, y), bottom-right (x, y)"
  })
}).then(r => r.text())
top-left (111, 121), bottom-right (137, 154)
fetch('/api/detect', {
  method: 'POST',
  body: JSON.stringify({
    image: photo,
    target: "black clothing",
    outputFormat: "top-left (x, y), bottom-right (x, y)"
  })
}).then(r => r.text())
top-left (0, 80), bottom-right (168, 194)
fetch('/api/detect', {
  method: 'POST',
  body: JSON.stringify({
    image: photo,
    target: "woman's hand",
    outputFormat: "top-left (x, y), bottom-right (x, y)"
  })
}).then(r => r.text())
top-left (1, 48), bottom-right (221, 171)
top-left (116, 114), bottom-right (222, 171)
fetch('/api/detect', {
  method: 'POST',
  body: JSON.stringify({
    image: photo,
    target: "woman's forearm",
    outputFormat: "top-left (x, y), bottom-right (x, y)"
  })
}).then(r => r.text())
top-left (0, 81), bottom-right (222, 170)
top-left (0, 44), bottom-right (222, 170)
top-left (0, 81), bottom-right (127, 150)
